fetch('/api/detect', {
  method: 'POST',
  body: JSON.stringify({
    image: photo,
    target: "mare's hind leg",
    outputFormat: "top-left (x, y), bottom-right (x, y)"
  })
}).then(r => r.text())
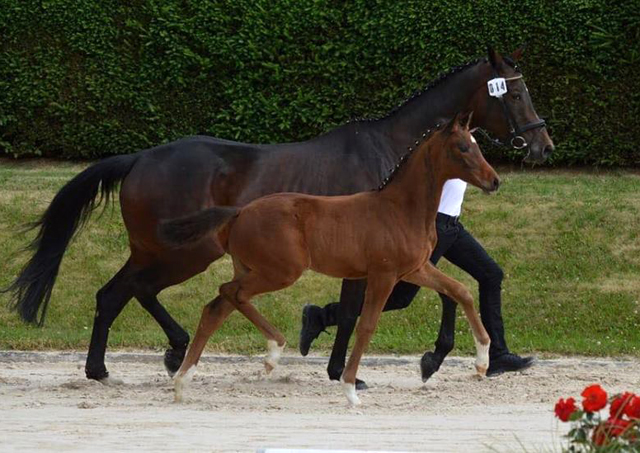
top-left (85, 260), bottom-right (134, 383)
top-left (341, 273), bottom-right (396, 406)
top-left (137, 294), bottom-right (191, 377)
top-left (173, 296), bottom-right (235, 402)
top-left (404, 263), bottom-right (490, 376)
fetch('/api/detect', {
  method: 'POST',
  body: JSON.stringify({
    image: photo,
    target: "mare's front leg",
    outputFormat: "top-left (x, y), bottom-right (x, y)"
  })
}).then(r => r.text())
top-left (403, 263), bottom-right (490, 377)
top-left (327, 279), bottom-right (367, 389)
top-left (341, 273), bottom-right (396, 406)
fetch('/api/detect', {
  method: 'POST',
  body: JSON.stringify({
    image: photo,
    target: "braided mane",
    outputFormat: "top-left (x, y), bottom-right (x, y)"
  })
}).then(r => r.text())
top-left (371, 58), bottom-right (486, 191)
top-left (348, 57), bottom-right (484, 124)
top-left (376, 124), bottom-right (442, 191)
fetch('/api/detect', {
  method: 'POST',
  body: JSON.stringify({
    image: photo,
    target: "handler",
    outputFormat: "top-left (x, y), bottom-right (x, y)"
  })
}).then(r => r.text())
top-left (299, 171), bottom-right (534, 377)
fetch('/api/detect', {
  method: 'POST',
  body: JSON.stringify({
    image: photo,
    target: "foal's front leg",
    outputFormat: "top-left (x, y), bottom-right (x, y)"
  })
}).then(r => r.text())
top-left (403, 263), bottom-right (490, 376)
top-left (341, 273), bottom-right (396, 406)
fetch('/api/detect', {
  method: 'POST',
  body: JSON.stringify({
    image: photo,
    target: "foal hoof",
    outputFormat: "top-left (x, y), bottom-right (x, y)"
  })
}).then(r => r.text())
top-left (340, 377), bottom-right (361, 406)
top-left (264, 340), bottom-right (285, 374)
top-left (164, 348), bottom-right (186, 377)
top-left (475, 364), bottom-right (488, 377)
top-left (420, 352), bottom-right (441, 382)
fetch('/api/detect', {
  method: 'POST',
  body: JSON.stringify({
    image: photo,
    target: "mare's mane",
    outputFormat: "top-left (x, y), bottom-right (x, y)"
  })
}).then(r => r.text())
top-left (349, 57), bottom-right (483, 125)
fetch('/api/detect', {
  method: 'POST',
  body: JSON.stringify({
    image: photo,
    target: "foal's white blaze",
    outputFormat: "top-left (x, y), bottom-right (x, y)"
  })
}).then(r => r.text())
top-left (174, 365), bottom-right (196, 403)
top-left (474, 337), bottom-right (490, 376)
top-left (470, 134), bottom-right (477, 144)
top-left (340, 376), bottom-right (361, 406)
top-left (264, 340), bottom-right (285, 374)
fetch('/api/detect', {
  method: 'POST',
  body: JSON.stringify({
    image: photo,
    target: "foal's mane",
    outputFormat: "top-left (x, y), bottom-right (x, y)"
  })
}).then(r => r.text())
top-left (376, 125), bottom-right (440, 191)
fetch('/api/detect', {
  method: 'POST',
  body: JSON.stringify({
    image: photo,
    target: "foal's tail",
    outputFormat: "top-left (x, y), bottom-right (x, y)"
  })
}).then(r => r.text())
top-left (158, 206), bottom-right (240, 247)
top-left (2, 154), bottom-right (140, 326)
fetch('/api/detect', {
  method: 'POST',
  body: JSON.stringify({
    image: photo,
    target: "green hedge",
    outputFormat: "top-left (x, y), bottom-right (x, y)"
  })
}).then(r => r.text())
top-left (1, 0), bottom-right (639, 165)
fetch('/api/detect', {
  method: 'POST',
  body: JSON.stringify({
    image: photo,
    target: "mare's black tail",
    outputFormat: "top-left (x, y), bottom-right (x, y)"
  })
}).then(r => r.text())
top-left (158, 207), bottom-right (239, 247)
top-left (2, 154), bottom-right (140, 326)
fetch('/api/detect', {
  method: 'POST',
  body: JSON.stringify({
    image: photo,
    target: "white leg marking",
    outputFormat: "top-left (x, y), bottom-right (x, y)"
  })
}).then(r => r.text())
top-left (264, 340), bottom-right (285, 374)
top-left (474, 337), bottom-right (490, 376)
top-left (174, 366), bottom-right (196, 403)
top-left (340, 376), bottom-right (361, 406)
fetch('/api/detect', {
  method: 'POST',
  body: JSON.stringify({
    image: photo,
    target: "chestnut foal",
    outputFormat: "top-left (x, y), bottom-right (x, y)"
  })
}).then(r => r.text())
top-left (161, 113), bottom-right (500, 405)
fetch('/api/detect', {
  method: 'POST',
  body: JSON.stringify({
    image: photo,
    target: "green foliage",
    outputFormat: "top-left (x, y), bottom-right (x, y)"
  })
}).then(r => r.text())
top-left (0, 0), bottom-right (638, 165)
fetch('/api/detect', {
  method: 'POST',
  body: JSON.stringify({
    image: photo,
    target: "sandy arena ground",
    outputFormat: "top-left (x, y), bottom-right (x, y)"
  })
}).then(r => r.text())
top-left (1, 351), bottom-right (639, 452)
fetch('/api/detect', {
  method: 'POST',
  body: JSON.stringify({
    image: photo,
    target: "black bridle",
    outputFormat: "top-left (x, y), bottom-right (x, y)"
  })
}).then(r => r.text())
top-left (478, 72), bottom-right (547, 150)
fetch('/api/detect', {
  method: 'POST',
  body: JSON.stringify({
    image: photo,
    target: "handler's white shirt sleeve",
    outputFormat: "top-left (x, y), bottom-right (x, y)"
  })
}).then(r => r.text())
top-left (438, 178), bottom-right (467, 217)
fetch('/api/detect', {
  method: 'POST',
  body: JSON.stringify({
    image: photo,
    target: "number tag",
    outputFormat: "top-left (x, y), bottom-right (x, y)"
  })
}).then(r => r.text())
top-left (487, 78), bottom-right (508, 98)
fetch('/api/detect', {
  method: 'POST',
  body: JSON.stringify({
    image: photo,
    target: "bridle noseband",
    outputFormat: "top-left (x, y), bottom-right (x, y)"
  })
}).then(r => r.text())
top-left (479, 71), bottom-right (547, 150)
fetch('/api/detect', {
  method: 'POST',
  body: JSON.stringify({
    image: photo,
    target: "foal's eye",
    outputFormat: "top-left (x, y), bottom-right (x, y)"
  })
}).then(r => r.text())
top-left (459, 144), bottom-right (470, 153)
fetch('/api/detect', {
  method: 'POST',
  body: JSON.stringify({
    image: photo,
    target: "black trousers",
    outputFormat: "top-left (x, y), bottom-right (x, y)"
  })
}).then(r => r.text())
top-left (320, 212), bottom-right (509, 359)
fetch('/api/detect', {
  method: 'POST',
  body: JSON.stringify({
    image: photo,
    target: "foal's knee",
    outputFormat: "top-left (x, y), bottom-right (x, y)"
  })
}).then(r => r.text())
top-left (453, 287), bottom-right (474, 308)
top-left (356, 323), bottom-right (376, 339)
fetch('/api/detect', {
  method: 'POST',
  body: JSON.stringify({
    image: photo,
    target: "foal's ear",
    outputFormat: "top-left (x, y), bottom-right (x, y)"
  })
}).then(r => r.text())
top-left (445, 113), bottom-right (461, 133)
top-left (487, 45), bottom-right (503, 68)
top-left (460, 111), bottom-right (474, 130)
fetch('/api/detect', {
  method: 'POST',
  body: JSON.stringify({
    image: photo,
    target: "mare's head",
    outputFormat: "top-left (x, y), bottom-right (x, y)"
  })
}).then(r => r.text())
top-left (473, 47), bottom-right (554, 163)
top-left (432, 112), bottom-right (500, 193)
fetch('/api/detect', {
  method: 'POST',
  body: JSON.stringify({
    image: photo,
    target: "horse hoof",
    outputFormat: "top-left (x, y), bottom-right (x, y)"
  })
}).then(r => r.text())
top-left (164, 348), bottom-right (186, 377)
top-left (174, 366), bottom-right (196, 403)
top-left (340, 377), bottom-right (361, 406)
top-left (355, 378), bottom-right (368, 391)
top-left (264, 340), bottom-right (285, 374)
top-left (420, 351), bottom-right (441, 382)
top-left (98, 376), bottom-right (124, 386)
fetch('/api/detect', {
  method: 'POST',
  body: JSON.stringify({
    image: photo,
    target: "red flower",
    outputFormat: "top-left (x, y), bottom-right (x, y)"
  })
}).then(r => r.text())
top-left (555, 397), bottom-right (577, 422)
top-left (592, 423), bottom-right (608, 446)
top-left (625, 395), bottom-right (640, 419)
top-left (592, 418), bottom-right (632, 446)
top-left (610, 392), bottom-right (635, 418)
top-left (582, 384), bottom-right (607, 413)
top-left (606, 417), bottom-right (632, 437)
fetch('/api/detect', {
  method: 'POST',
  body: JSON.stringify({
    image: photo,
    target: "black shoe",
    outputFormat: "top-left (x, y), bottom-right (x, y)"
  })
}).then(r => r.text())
top-left (299, 304), bottom-right (326, 356)
top-left (487, 353), bottom-right (535, 377)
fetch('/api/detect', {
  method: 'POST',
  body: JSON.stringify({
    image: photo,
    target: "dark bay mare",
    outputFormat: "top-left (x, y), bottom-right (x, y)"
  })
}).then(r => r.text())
top-left (162, 113), bottom-right (499, 406)
top-left (4, 47), bottom-right (553, 384)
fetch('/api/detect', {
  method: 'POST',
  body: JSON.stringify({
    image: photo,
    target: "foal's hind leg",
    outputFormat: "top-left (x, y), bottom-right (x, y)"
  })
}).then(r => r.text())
top-left (404, 263), bottom-right (490, 376)
top-left (173, 296), bottom-right (235, 402)
top-left (219, 272), bottom-right (296, 373)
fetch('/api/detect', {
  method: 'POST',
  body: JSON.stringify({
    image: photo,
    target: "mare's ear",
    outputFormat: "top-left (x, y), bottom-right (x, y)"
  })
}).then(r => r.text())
top-left (511, 44), bottom-right (526, 61)
top-left (445, 113), bottom-right (461, 133)
top-left (460, 111), bottom-right (474, 130)
top-left (487, 45), bottom-right (503, 68)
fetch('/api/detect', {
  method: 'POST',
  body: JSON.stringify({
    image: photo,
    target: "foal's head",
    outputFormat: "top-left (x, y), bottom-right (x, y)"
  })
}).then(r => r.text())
top-left (432, 112), bottom-right (500, 193)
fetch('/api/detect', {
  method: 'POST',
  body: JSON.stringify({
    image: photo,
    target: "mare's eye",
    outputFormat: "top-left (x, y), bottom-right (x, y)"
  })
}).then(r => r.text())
top-left (512, 93), bottom-right (522, 101)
